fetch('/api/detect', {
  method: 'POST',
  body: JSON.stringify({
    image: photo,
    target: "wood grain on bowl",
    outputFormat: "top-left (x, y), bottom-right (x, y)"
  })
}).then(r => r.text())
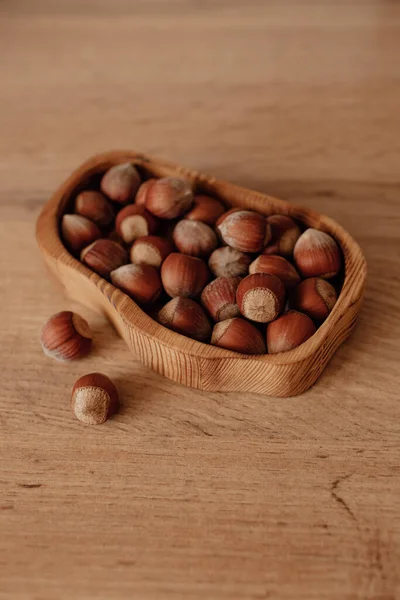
top-left (36, 151), bottom-right (367, 396)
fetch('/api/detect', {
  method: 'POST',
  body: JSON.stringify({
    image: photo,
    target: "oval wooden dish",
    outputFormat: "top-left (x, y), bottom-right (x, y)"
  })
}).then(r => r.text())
top-left (36, 150), bottom-right (367, 397)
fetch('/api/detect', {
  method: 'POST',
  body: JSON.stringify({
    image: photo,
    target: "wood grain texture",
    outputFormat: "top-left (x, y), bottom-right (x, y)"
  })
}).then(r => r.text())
top-left (1, 1), bottom-right (399, 599)
top-left (36, 150), bottom-right (366, 396)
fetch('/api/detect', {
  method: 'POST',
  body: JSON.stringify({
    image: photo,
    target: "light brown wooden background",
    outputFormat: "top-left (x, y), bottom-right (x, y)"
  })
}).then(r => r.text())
top-left (1, 1), bottom-right (399, 599)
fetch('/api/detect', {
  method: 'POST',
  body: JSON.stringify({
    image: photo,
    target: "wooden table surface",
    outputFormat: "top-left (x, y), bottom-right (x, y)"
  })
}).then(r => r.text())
top-left (1, 1), bottom-right (399, 598)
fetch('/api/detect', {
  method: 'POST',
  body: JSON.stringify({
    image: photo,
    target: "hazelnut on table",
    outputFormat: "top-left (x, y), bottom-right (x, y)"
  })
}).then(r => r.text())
top-left (40, 311), bottom-right (92, 361)
top-left (71, 373), bottom-right (119, 425)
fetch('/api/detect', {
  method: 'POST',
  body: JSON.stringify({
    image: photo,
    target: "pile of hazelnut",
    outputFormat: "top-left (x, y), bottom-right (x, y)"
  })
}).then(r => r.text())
top-left (60, 162), bottom-right (342, 357)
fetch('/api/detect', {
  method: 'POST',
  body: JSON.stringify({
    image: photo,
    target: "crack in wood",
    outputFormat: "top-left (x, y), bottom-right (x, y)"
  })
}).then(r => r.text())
top-left (330, 473), bottom-right (357, 523)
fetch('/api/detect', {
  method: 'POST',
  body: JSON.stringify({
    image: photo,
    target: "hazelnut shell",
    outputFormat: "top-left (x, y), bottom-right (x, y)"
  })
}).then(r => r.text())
top-left (157, 297), bottom-right (211, 342)
top-left (211, 318), bottom-right (266, 355)
top-left (184, 195), bottom-right (225, 225)
top-left (173, 219), bottom-right (218, 258)
top-left (236, 273), bottom-right (285, 323)
top-left (110, 263), bottom-right (162, 305)
top-left (135, 179), bottom-right (156, 206)
top-left (208, 246), bottom-right (252, 278)
top-left (71, 372), bottom-right (119, 425)
top-left (216, 210), bottom-right (271, 253)
top-left (293, 228), bottom-right (342, 279)
top-left (61, 214), bottom-right (101, 253)
top-left (249, 254), bottom-right (301, 290)
top-left (264, 215), bottom-right (301, 257)
top-left (130, 235), bottom-right (174, 268)
top-left (161, 253), bottom-right (210, 298)
top-left (74, 190), bottom-right (114, 227)
top-left (145, 177), bottom-right (193, 219)
top-left (201, 276), bottom-right (241, 322)
top-left (40, 311), bottom-right (92, 361)
top-left (100, 162), bottom-right (141, 204)
top-left (266, 310), bottom-right (316, 354)
top-left (115, 204), bottom-right (159, 244)
top-left (290, 277), bottom-right (337, 322)
top-left (80, 239), bottom-right (128, 278)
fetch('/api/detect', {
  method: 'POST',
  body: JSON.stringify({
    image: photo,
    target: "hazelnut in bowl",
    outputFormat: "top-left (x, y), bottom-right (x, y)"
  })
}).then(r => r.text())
top-left (36, 150), bottom-right (366, 396)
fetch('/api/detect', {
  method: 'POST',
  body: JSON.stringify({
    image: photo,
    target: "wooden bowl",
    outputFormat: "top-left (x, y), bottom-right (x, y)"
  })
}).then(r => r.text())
top-left (36, 150), bottom-right (367, 397)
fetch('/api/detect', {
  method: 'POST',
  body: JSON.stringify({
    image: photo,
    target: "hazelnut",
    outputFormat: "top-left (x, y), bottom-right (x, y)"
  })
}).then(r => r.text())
top-left (266, 310), bottom-right (316, 354)
top-left (61, 214), bottom-right (101, 253)
top-left (100, 162), bottom-right (141, 204)
top-left (208, 246), bottom-right (252, 278)
top-left (145, 177), bottom-right (193, 219)
top-left (293, 228), bottom-right (342, 279)
top-left (264, 215), bottom-right (301, 257)
top-left (40, 311), bottom-right (92, 361)
top-left (290, 277), bottom-right (337, 322)
top-left (236, 273), bottom-right (285, 323)
top-left (172, 220), bottom-right (218, 258)
top-left (130, 235), bottom-right (173, 268)
top-left (161, 253), bottom-right (210, 298)
top-left (115, 205), bottom-right (159, 244)
top-left (135, 179), bottom-right (156, 206)
top-left (211, 318), bottom-right (266, 355)
top-left (215, 207), bottom-right (242, 227)
top-left (249, 255), bottom-right (301, 290)
top-left (157, 297), bottom-right (211, 342)
top-left (216, 210), bottom-right (271, 253)
top-left (184, 194), bottom-right (225, 225)
top-left (201, 276), bottom-right (241, 322)
top-left (74, 190), bottom-right (114, 227)
top-left (80, 239), bottom-right (128, 278)
top-left (110, 264), bottom-right (162, 305)
top-left (71, 373), bottom-right (118, 425)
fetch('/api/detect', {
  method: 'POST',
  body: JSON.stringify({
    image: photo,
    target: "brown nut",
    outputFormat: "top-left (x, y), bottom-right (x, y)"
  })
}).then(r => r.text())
top-left (293, 228), bottom-right (342, 279)
top-left (110, 264), bottom-right (162, 305)
top-left (263, 215), bottom-right (302, 257)
top-left (161, 253), bottom-right (210, 298)
top-left (115, 204), bottom-right (159, 244)
top-left (266, 310), bottom-right (316, 354)
top-left (249, 255), bottom-right (301, 290)
top-left (145, 177), bottom-right (193, 219)
top-left (236, 273), bottom-right (285, 323)
top-left (208, 246), bottom-right (252, 278)
top-left (201, 276), bottom-right (241, 322)
top-left (290, 277), bottom-right (337, 322)
top-left (74, 190), bottom-right (114, 227)
top-left (80, 239), bottom-right (128, 278)
top-left (172, 220), bottom-right (218, 258)
top-left (100, 162), bottom-right (141, 204)
top-left (61, 214), bottom-right (101, 253)
top-left (40, 311), bottom-right (92, 361)
top-left (130, 235), bottom-right (174, 268)
top-left (216, 210), bottom-right (271, 253)
top-left (215, 207), bottom-right (242, 227)
top-left (184, 195), bottom-right (225, 225)
top-left (135, 179), bottom-right (156, 206)
top-left (211, 318), bottom-right (266, 355)
top-left (157, 297), bottom-right (211, 342)
top-left (71, 373), bottom-right (118, 425)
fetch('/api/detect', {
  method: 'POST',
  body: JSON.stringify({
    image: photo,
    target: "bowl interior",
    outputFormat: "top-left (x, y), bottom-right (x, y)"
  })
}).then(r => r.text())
top-left (38, 150), bottom-right (367, 367)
